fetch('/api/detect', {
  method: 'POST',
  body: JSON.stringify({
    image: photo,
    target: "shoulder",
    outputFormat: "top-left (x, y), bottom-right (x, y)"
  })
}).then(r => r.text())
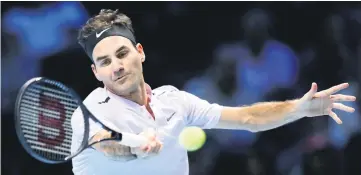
top-left (70, 87), bottom-right (130, 135)
top-left (71, 87), bottom-right (109, 125)
top-left (71, 87), bottom-right (109, 116)
top-left (152, 85), bottom-right (180, 96)
top-left (83, 87), bottom-right (109, 106)
top-left (151, 85), bottom-right (189, 107)
top-left (152, 85), bottom-right (196, 97)
top-left (151, 85), bottom-right (211, 106)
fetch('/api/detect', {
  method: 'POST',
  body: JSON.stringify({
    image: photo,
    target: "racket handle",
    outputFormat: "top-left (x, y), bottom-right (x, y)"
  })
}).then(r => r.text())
top-left (119, 132), bottom-right (148, 147)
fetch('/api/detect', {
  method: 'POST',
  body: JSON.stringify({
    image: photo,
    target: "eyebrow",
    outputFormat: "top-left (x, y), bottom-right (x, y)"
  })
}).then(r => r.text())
top-left (95, 55), bottom-right (108, 63)
top-left (94, 46), bottom-right (128, 62)
top-left (115, 46), bottom-right (128, 53)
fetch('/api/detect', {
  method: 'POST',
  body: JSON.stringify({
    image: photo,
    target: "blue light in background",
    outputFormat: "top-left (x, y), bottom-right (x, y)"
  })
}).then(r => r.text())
top-left (56, 2), bottom-right (88, 27)
top-left (2, 2), bottom-right (89, 113)
top-left (3, 1), bottom-right (89, 60)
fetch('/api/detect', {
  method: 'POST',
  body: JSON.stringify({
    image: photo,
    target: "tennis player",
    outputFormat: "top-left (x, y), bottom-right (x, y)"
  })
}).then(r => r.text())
top-left (71, 9), bottom-right (356, 175)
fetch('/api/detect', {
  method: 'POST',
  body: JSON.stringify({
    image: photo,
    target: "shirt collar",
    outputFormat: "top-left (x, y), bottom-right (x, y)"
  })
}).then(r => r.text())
top-left (104, 84), bottom-right (152, 109)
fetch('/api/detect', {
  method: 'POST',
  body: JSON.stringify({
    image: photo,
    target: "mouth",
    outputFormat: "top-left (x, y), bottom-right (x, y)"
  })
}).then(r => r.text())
top-left (114, 74), bottom-right (129, 82)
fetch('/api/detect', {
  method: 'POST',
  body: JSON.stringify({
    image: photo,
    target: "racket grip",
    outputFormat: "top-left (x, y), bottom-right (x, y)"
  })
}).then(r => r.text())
top-left (118, 132), bottom-right (148, 147)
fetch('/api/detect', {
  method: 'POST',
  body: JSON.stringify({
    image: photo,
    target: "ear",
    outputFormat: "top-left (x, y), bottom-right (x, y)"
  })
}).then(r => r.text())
top-left (91, 64), bottom-right (101, 81)
top-left (136, 43), bottom-right (146, 62)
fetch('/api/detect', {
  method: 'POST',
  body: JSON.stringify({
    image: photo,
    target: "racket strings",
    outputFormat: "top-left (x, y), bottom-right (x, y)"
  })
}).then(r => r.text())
top-left (19, 82), bottom-right (78, 161)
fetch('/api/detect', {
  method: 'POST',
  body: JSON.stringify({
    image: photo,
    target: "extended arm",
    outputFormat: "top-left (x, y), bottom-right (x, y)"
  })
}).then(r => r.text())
top-left (216, 100), bottom-right (301, 132)
top-left (216, 83), bottom-right (356, 132)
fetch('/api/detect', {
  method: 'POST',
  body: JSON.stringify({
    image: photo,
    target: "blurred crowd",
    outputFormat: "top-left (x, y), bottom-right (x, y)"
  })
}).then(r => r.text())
top-left (185, 7), bottom-right (361, 175)
top-left (2, 2), bottom-right (361, 175)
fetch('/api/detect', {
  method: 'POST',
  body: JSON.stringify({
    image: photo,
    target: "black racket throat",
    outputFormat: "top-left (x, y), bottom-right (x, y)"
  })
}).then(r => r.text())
top-left (88, 131), bottom-right (123, 147)
top-left (64, 131), bottom-right (123, 161)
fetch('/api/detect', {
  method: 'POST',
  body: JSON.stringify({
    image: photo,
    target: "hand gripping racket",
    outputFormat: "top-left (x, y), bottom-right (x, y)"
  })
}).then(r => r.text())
top-left (14, 77), bottom-right (148, 164)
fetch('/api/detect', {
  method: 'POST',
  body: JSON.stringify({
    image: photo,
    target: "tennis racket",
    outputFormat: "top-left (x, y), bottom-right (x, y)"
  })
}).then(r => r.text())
top-left (14, 77), bottom-right (148, 164)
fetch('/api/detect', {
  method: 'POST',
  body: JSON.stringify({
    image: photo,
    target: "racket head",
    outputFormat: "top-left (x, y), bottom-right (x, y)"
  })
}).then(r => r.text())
top-left (14, 77), bottom-right (89, 164)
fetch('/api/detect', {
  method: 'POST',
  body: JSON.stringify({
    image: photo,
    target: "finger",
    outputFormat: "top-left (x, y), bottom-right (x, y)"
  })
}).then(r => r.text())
top-left (331, 94), bottom-right (356, 102)
top-left (154, 141), bottom-right (163, 153)
top-left (158, 143), bottom-right (163, 152)
top-left (150, 141), bottom-right (157, 148)
top-left (329, 111), bottom-right (342, 124)
top-left (323, 83), bottom-right (349, 96)
top-left (140, 144), bottom-right (149, 151)
top-left (142, 143), bottom-right (153, 153)
top-left (332, 103), bottom-right (355, 113)
top-left (304, 82), bottom-right (318, 99)
top-left (146, 145), bottom-right (152, 153)
top-left (151, 143), bottom-right (161, 154)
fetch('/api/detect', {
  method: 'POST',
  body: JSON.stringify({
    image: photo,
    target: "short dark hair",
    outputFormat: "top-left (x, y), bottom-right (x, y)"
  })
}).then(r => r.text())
top-left (77, 9), bottom-right (135, 45)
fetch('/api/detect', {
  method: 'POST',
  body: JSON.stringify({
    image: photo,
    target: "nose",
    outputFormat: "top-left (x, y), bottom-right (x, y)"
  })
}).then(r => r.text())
top-left (111, 59), bottom-right (124, 75)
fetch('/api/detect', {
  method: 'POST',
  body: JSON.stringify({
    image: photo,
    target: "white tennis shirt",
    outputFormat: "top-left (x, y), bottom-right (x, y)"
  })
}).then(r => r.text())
top-left (71, 85), bottom-right (223, 175)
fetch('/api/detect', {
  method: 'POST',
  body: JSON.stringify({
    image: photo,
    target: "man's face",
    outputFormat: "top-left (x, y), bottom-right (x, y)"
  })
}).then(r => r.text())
top-left (91, 36), bottom-right (145, 96)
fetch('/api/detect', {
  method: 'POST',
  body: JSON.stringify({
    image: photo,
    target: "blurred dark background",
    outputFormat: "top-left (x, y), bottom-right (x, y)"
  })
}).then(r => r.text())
top-left (2, 1), bottom-right (361, 175)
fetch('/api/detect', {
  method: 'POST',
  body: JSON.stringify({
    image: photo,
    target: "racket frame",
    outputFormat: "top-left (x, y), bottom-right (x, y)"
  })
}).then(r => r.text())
top-left (14, 77), bottom-right (109, 163)
top-left (15, 77), bottom-right (147, 164)
top-left (14, 77), bottom-right (72, 164)
top-left (14, 77), bottom-right (106, 163)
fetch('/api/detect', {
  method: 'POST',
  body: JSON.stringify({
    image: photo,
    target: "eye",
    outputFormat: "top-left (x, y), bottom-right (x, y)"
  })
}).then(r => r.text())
top-left (100, 59), bottom-right (111, 66)
top-left (116, 51), bottom-right (128, 58)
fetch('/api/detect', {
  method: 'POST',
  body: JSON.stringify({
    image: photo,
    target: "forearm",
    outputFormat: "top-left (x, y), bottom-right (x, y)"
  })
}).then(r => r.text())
top-left (92, 141), bottom-right (137, 161)
top-left (217, 99), bottom-right (304, 132)
top-left (90, 130), bottom-right (137, 161)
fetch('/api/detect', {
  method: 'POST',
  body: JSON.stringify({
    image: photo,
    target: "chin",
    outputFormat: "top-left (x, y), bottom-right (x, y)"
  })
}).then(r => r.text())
top-left (114, 81), bottom-right (138, 95)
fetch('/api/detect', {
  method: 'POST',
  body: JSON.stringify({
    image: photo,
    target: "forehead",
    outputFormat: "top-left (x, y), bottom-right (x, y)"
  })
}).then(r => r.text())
top-left (92, 36), bottom-right (133, 58)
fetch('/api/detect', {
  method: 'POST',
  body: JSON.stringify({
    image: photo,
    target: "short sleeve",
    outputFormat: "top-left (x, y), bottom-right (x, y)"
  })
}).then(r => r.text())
top-left (153, 85), bottom-right (223, 129)
top-left (178, 90), bottom-right (224, 129)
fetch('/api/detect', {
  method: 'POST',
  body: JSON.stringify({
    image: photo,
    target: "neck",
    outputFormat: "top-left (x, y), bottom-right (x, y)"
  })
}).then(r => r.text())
top-left (127, 77), bottom-right (147, 106)
top-left (108, 76), bottom-right (147, 106)
top-left (129, 80), bottom-right (147, 106)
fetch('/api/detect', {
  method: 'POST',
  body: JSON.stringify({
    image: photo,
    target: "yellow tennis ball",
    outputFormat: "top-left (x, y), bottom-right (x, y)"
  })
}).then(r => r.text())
top-left (178, 126), bottom-right (206, 151)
